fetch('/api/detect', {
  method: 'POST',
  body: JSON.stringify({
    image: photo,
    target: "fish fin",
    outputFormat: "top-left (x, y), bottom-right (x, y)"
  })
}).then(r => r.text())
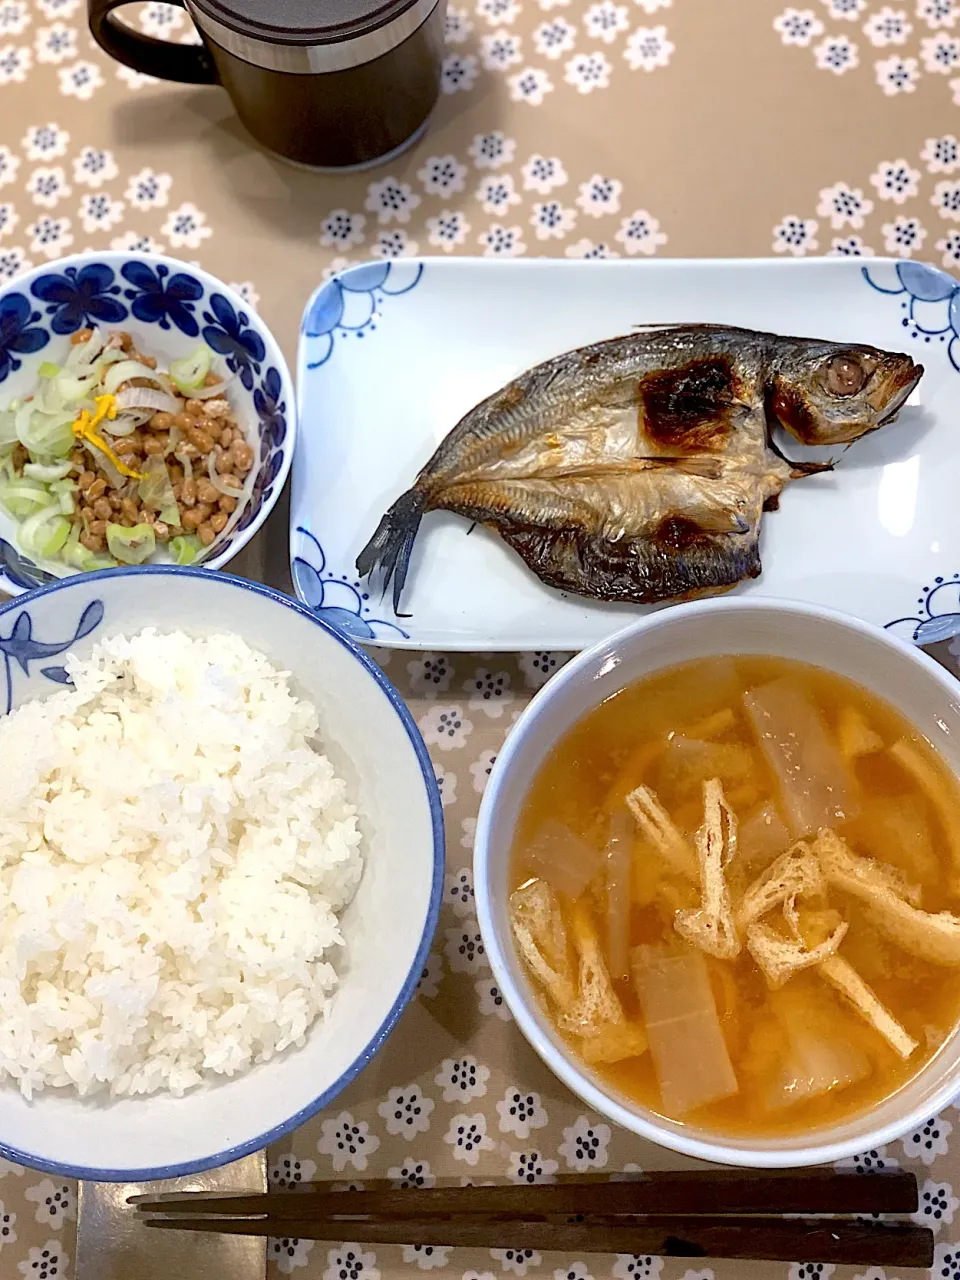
top-left (765, 427), bottom-right (835, 480)
top-left (356, 488), bottom-right (427, 612)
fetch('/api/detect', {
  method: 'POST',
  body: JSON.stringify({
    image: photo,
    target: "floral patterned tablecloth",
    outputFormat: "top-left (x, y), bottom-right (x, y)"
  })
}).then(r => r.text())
top-left (1, 0), bottom-right (960, 1277)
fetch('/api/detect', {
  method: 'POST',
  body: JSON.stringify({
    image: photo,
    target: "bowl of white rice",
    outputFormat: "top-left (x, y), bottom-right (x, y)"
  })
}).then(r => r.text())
top-left (0, 565), bottom-right (443, 1179)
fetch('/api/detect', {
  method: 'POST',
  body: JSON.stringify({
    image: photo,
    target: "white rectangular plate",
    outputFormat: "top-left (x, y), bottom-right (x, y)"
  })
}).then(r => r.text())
top-left (292, 256), bottom-right (960, 651)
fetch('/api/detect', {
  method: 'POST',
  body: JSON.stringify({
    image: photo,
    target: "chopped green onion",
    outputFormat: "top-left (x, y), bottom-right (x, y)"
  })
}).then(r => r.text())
top-left (169, 345), bottom-right (212, 394)
top-left (20, 506), bottom-right (69, 557)
top-left (16, 406), bottom-right (75, 458)
top-left (170, 534), bottom-right (201, 565)
top-left (62, 525), bottom-right (116, 572)
top-left (0, 479), bottom-right (54, 519)
top-left (23, 461), bottom-right (72, 483)
top-left (106, 522), bottom-right (156, 565)
top-left (38, 361), bottom-right (59, 379)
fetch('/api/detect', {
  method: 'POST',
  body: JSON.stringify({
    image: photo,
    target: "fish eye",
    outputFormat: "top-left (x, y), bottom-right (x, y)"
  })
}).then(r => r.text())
top-left (825, 355), bottom-right (867, 397)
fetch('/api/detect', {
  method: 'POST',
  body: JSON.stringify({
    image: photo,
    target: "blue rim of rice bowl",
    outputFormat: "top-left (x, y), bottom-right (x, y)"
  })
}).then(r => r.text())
top-left (0, 566), bottom-right (446, 1182)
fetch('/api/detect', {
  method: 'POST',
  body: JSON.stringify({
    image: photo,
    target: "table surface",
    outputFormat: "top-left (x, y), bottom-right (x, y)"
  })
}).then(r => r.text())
top-left (2, 1), bottom-right (960, 1277)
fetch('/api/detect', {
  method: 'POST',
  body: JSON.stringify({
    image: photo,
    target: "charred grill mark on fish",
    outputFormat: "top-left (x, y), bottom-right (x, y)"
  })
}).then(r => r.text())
top-left (356, 324), bottom-right (924, 611)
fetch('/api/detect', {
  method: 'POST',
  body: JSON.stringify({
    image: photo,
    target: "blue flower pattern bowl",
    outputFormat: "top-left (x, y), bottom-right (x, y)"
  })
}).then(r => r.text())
top-left (0, 252), bottom-right (295, 594)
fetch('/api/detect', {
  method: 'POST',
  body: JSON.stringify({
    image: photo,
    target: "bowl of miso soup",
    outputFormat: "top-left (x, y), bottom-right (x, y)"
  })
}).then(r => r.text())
top-left (474, 598), bottom-right (960, 1167)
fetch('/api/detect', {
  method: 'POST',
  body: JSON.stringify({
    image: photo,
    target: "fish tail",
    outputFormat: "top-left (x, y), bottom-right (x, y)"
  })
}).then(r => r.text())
top-left (356, 488), bottom-right (427, 612)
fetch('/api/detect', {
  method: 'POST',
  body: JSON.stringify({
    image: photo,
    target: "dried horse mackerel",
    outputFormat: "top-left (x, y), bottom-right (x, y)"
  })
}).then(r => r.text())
top-left (357, 325), bottom-right (923, 607)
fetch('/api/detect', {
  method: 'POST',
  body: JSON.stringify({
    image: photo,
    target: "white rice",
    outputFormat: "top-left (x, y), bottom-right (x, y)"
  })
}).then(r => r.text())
top-left (0, 629), bottom-right (363, 1099)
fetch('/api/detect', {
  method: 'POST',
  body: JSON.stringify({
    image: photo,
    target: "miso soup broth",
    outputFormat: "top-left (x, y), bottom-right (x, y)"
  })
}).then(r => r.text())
top-left (509, 655), bottom-right (960, 1138)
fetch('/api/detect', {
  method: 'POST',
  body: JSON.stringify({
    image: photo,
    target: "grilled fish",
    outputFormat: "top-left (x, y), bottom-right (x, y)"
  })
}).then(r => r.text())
top-left (357, 324), bottom-right (923, 609)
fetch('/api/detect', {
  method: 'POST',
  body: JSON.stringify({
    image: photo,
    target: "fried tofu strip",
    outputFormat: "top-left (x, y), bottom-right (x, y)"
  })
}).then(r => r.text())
top-left (510, 879), bottom-right (576, 1008)
top-left (560, 899), bottom-right (624, 1035)
top-left (626, 784), bottom-right (698, 881)
top-left (737, 842), bottom-right (825, 932)
top-left (890, 738), bottom-right (960, 888)
top-left (819, 955), bottom-right (917, 1059)
top-left (814, 829), bottom-right (922, 907)
top-left (675, 778), bottom-right (740, 960)
top-left (746, 917), bottom-right (847, 988)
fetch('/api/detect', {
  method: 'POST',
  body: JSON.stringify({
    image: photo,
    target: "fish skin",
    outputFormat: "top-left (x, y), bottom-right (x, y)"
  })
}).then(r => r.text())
top-left (356, 324), bottom-right (923, 609)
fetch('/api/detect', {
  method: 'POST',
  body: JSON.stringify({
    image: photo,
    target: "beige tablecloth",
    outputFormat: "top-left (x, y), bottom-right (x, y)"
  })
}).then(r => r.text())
top-left (1, 1), bottom-right (959, 1277)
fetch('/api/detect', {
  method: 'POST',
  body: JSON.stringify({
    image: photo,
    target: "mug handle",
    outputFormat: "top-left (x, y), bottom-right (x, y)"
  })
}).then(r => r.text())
top-left (88, 0), bottom-right (219, 84)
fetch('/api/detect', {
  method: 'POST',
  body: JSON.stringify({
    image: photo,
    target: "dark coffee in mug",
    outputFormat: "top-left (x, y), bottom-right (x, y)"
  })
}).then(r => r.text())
top-left (88, 0), bottom-right (445, 171)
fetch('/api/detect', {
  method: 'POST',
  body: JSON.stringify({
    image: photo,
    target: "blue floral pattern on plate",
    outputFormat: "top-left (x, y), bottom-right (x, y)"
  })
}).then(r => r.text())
top-left (0, 293), bottom-right (48, 381)
top-left (862, 261), bottom-right (960, 370)
top-left (302, 261), bottom-right (424, 370)
top-left (121, 260), bottom-right (203, 337)
top-left (0, 597), bottom-right (103, 714)
top-left (31, 263), bottom-right (127, 334)
top-left (292, 526), bottom-right (409, 642)
top-left (202, 293), bottom-right (266, 391)
top-left (886, 575), bottom-right (960, 645)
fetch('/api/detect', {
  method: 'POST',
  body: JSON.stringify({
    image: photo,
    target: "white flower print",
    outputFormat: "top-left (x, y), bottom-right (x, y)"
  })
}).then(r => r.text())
top-left (902, 1113), bottom-right (953, 1164)
top-left (612, 1260), bottom-right (663, 1280)
top-left (882, 214), bottom-right (927, 254)
top-left (0, 2), bottom-right (28, 34)
top-left (815, 180), bottom-right (873, 228)
top-left (58, 59), bottom-right (103, 99)
top-left (229, 280), bottom-right (259, 308)
top-left (0, 146), bottom-right (18, 188)
top-left (0, 1160), bottom-right (23, 1179)
top-left (477, 173), bottom-right (522, 214)
top-left (22, 123), bottom-right (69, 161)
top-left (444, 1112), bottom-right (496, 1165)
top-left (389, 1157), bottom-right (436, 1189)
top-left (26, 164), bottom-right (72, 209)
top-left (402, 1244), bottom-right (452, 1270)
top-left (615, 208), bottom-right (667, 254)
top-left (787, 1267), bottom-right (834, 1280)
top-left (565, 237), bottom-right (620, 257)
top-left (913, 1179), bottom-right (960, 1232)
top-left (27, 213), bottom-right (73, 258)
top-left (863, 6), bottom-right (912, 43)
top-left (179, 23), bottom-right (202, 43)
top-left (470, 748), bottom-right (498, 793)
top-left (773, 214), bottom-right (819, 254)
top-left (269, 1236), bottom-right (315, 1273)
top-left (918, 0), bottom-right (957, 26)
top-left (469, 130), bottom-right (516, 168)
top-left (507, 65), bottom-right (554, 101)
top-left (538, 0), bottom-right (571, 13)
top-left (0, 247), bottom-right (30, 279)
top-left (0, 1197), bottom-right (14, 1246)
top-left (584, 0), bottom-right (630, 41)
top-left (635, 0), bottom-right (671, 10)
top-left (476, 0), bottom-right (522, 23)
top-left (461, 816), bottom-right (477, 850)
top-left (445, 867), bottom-right (475, 916)
top-left (518, 650), bottom-right (566, 686)
top-left (481, 29), bottom-right (523, 67)
top-left (317, 1113), bottom-right (381, 1173)
top-left (554, 1266), bottom-right (593, 1280)
top-left (491, 1248), bottom-right (542, 1276)
top-left (522, 153), bottom-right (568, 192)
top-left (434, 761), bottom-right (458, 808)
top-left (441, 51), bottom-right (479, 91)
top-left (497, 1086), bottom-right (549, 1137)
top-left (870, 157), bottom-right (921, 202)
top-left (829, 234), bottom-right (874, 254)
top-left (0, 204), bottom-right (17, 239)
top-left (35, 22), bottom-right (75, 63)
top-left (531, 199), bottom-right (577, 239)
top-left (406, 652), bottom-right (454, 694)
top-left (444, 918), bottom-right (487, 973)
top-left (417, 154), bottom-right (468, 195)
top-left (416, 950), bottom-right (444, 999)
top-left (851, 1270), bottom-right (888, 1280)
top-left (933, 177), bottom-right (960, 218)
top-left (476, 974), bottom-right (512, 1019)
top-left (426, 208), bottom-right (471, 251)
top-left (270, 1153), bottom-right (318, 1190)
top-left (824, 0), bottom-right (865, 14)
top-left (874, 53), bottom-right (920, 90)
top-left (378, 1084), bottom-right (435, 1139)
top-left (624, 24), bottom-right (674, 68)
top-left (462, 1271), bottom-right (496, 1280)
top-left (140, 2), bottom-right (184, 36)
top-left (371, 229), bottom-right (419, 257)
top-left (116, 63), bottom-right (158, 88)
top-left (17, 1242), bottom-right (68, 1279)
top-left (509, 1150), bottom-right (560, 1183)
top-left (72, 146), bottom-right (118, 188)
top-left (835, 1146), bottom-right (900, 1173)
top-left (418, 703), bottom-right (473, 750)
top-left (533, 14), bottom-right (577, 55)
top-left (365, 175), bottom-right (421, 224)
top-left (110, 230), bottom-right (160, 252)
top-left (38, 0), bottom-right (79, 14)
top-left (464, 667), bottom-right (515, 717)
top-left (319, 209), bottom-right (366, 250)
top-left (923, 133), bottom-right (960, 171)
top-left (161, 201), bottom-right (212, 247)
top-left (773, 8), bottom-right (825, 45)
top-left (435, 1055), bottom-right (491, 1102)
top-left (950, 72), bottom-right (960, 96)
top-left (576, 174), bottom-right (622, 216)
top-left (78, 191), bottom-right (124, 233)
top-left (813, 33), bottom-right (859, 70)
top-left (559, 1116), bottom-right (611, 1171)
top-left (124, 166), bottom-right (172, 210)
top-left (24, 1180), bottom-right (74, 1229)
top-left (0, 44), bottom-right (30, 82)
top-left (323, 1245), bottom-right (380, 1280)
top-left (479, 221), bottom-right (527, 255)
top-left (445, 5), bottom-right (473, 41)
top-left (922, 29), bottom-right (960, 67)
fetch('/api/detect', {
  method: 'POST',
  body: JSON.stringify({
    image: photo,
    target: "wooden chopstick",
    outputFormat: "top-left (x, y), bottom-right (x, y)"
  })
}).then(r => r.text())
top-left (132, 1167), bottom-right (919, 1217)
top-left (141, 1215), bottom-right (935, 1267)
